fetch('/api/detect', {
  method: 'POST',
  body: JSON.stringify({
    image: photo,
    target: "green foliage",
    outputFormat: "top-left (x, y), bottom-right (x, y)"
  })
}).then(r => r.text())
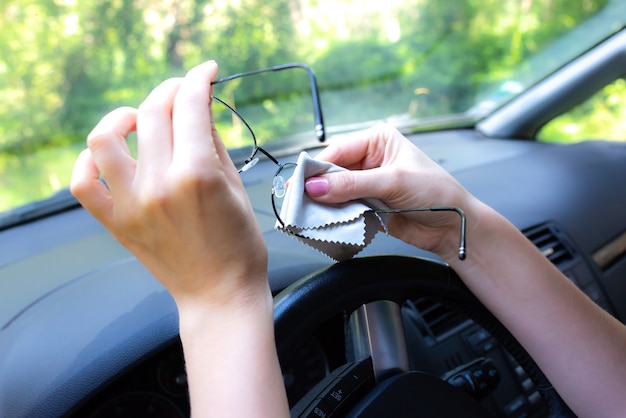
top-left (539, 78), bottom-right (626, 143)
top-left (0, 0), bottom-right (614, 212)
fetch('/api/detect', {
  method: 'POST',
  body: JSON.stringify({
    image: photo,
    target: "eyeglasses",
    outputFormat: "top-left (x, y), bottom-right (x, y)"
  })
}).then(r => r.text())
top-left (211, 63), bottom-right (325, 173)
top-left (211, 64), bottom-right (467, 261)
top-left (373, 207), bottom-right (466, 260)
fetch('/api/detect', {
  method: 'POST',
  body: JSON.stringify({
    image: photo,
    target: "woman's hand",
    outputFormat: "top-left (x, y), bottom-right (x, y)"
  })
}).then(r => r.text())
top-left (306, 123), bottom-right (477, 261)
top-left (71, 60), bottom-right (268, 308)
top-left (71, 60), bottom-right (288, 417)
top-left (306, 127), bottom-right (626, 418)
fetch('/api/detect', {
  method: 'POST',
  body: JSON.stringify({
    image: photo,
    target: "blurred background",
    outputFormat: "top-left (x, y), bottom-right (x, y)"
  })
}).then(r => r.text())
top-left (1, 0), bottom-right (623, 212)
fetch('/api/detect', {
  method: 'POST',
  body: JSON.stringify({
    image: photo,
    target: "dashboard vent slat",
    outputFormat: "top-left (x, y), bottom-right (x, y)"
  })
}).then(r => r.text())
top-left (409, 298), bottom-right (468, 341)
top-left (523, 224), bottom-right (574, 267)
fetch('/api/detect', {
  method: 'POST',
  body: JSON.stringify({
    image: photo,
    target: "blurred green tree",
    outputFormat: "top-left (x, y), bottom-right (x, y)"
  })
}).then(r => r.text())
top-left (0, 0), bottom-right (613, 211)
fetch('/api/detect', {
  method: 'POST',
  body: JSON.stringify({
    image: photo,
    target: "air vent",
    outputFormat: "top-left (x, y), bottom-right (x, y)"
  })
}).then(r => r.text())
top-left (523, 224), bottom-right (574, 267)
top-left (407, 298), bottom-right (468, 341)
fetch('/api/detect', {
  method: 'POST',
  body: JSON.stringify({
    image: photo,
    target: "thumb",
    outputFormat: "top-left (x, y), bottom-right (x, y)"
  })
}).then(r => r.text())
top-left (304, 168), bottom-right (391, 204)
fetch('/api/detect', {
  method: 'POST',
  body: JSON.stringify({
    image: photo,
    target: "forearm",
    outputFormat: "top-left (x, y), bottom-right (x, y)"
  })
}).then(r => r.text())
top-left (446, 200), bottom-right (626, 418)
top-left (72, 61), bottom-right (289, 417)
top-left (177, 288), bottom-right (289, 418)
top-left (308, 126), bottom-right (626, 416)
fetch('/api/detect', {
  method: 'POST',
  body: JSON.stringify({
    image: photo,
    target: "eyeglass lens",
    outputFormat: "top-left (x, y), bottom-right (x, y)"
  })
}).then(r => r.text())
top-left (211, 96), bottom-right (258, 172)
top-left (210, 64), bottom-right (323, 172)
top-left (211, 65), bottom-right (466, 260)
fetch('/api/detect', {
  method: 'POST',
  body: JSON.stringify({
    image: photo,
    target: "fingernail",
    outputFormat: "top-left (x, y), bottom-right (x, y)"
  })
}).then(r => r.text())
top-left (305, 177), bottom-right (329, 197)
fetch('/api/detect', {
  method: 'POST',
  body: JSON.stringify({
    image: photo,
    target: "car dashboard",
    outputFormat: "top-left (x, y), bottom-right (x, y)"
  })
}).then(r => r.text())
top-left (1, 128), bottom-right (625, 417)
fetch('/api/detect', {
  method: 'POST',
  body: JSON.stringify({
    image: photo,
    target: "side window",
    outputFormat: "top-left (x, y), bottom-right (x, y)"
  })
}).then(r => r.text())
top-left (537, 78), bottom-right (626, 143)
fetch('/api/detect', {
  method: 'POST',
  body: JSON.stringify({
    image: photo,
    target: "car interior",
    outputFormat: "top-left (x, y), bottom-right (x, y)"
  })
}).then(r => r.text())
top-left (1, 1), bottom-right (626, 417)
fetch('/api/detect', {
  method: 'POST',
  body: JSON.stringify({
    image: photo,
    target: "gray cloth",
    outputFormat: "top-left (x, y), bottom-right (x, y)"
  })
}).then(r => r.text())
top-left (275, 151), bottom-right (390, 261)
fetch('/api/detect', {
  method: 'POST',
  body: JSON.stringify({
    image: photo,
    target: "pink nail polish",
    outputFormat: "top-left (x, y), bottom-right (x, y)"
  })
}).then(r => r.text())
top-left (305, 177), bottom-right (329, 197)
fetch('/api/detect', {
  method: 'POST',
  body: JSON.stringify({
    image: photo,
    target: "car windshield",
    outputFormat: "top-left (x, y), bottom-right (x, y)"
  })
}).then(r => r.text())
top-left (1, 0), bottom-right (624, 226)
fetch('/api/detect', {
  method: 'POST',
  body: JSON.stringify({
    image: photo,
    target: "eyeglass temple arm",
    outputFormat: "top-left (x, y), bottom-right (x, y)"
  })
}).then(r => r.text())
top-left (375, 206), bottom-right (467, 260)
top-left (211, 63), bottom-right (326, 143)
top-left (257, 64), bottom-right (325, 142)
top-left (212, 96), bottom-right (281, 169)
top-left (293, 64), bottom-right (325, 143)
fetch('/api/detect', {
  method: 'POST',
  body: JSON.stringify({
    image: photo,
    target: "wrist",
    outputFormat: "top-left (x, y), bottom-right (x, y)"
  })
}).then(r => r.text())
top-left (176, 276), bottom-right (273, 331)
top-left (443, 197), bottom-right (516, 276)
top-left (435, 196), bottom-right (491, 263)
top-left (176, 282), bottom-right (289, 417)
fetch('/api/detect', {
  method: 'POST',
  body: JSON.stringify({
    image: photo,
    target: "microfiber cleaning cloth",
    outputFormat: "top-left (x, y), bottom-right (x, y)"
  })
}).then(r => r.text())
top-left (275, 151), bottom-right (390, 261)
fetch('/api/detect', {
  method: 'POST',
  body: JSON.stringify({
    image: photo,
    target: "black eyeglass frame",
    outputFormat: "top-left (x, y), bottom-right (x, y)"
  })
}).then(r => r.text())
top-left (210, 64), bottom-right (466, 261)
top-left (372, 207), bottom-right (466, 260)
top-left (211, 62), bottom-right (325, 172)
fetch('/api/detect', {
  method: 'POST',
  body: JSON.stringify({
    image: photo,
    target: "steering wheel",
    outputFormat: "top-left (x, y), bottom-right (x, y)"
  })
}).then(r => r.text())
top-left (274, 255), bottom-right (574, 417)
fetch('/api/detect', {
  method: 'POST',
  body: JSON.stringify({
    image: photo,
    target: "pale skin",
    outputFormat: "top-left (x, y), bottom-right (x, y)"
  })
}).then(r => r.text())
top-left (72, 60), bottom-right (626, 417)
top-left (306, 127), bottom-right (626, 418)
top-left (71, 61), bottom-right (289, 417)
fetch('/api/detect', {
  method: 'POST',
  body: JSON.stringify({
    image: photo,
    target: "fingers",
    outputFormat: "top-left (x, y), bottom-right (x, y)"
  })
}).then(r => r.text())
top-left (305, 166), bottom-right (395, 204)
top-left (85, 106), bottom-right (138, 193)
top-left (315, 135), bottom-right (377, 170)
top-left (73, 106), bottom-right (137, 225)
top-left (71, 148), bottom-right (114, 225)
top-left (315, 123), bottom-right (399, 169)
top-left (208, 94), bottom-right (240, 184)
top-left (73, 60), bottom-right (234, 222)
top-left (171, 60), bottom-right (222, 169)
top-left (136, 77), bottom-right (182, 179)
top-left (307, 124), bottom-right (412, 204)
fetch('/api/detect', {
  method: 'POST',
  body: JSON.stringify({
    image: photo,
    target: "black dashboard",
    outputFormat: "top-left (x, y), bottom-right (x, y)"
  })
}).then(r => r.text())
top-left (1, 129), bottom-right (626, 417)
